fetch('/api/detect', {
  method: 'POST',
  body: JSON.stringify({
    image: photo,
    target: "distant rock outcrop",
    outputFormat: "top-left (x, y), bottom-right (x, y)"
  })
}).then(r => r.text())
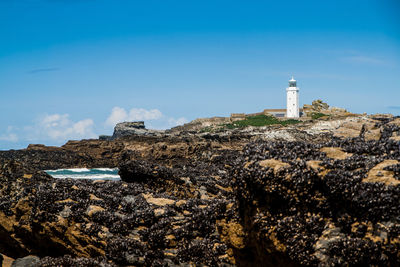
top-left (100, 121), bottom-right (164, 140)
top-left (169, 117), bottom-right (231, 132)
top-left (114, 121), bottom-right (145, 136)
top-left (303, 99), bottom-right (353, 117)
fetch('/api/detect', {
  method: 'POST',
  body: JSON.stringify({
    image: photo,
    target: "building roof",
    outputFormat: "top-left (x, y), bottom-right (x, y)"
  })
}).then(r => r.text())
top-left (264, 109), bottom-right (303, 112)
top-left (264, 109), bottom-right (286, 112)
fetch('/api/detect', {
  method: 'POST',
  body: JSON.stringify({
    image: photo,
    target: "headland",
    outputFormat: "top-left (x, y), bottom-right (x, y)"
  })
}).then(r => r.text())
top-left (0, 102), bottom-right (399, 266)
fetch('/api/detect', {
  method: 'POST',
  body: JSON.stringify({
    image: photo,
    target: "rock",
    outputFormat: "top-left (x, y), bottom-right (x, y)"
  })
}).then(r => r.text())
top-left (0, 152), bottom-right (237, 265)
top-left (231, 134), bottom-right (400, 266)
top-left (62, 139), bottom-right (125, 167)
top-left (312, 99), bottom-right (330, 111)
top-left (86, 205), bottom-right (105, 217)
top-left (320, 147), bottom-right (353, 160)
top-left (39, 255), bottom-right (115, 267)
top-left (1, 113), bottom-right (400, 266)
top-left (0, 139), bottom-right (125, 169)
top-left (142, 193), bottom-right (175, 206)
top-left (11, 255), bottom-right (40, 267)
top-left (154, 208), bottom-right (165, 216)
top-left (364, 128), bottom-right (382, 141)
top-left (363, 160), bottom-right (400, 186)
top-left (111, 121), bottom-right (163, 139)
top-left (303, 100), bottom-right (353, 118)
top-left (257, 159), bottom-right (290, 174)
top-left (169, 117), bottom-right (231, 132)
top-left (218, 220), bottom-right (245, 249)
top-left (118, 160), bottom-right (174, 183)
top-left (1, 254), bottom-right (14, 267)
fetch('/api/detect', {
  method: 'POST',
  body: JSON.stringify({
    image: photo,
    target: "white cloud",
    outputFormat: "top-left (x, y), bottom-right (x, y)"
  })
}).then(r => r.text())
top-left (129, 108), bottom-right (163, 121)
top-left (0, 133), bottom-right (18, 142)
top-left (33, 113), bottom-right (96, 141)
top-left (105, 106), bottom-right (163, 127)
top-left (105, 107), bottom-right (128, 127)
top-left (0, 126), bottom-right (18, 142)
top-left (168, 117), bottom-right (188, 127)
top-left (71, 119), bottom-right (94, 136)
top-left (341, 55), bottom-right (386, 65)
top-left (105, 107), bottom-right (188, 130)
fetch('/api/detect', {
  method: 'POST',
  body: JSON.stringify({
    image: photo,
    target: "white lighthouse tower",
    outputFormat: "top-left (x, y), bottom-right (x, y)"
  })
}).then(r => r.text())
top-left (286, 76), bottom-right (299, 118)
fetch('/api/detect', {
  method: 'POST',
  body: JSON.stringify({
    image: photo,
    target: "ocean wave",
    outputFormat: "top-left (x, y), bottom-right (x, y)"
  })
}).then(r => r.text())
top-left (46, 168), bottom-right (89, 173)
top-left (50, 174), bottom-right (121, 180)
top-left (95, 168), bottom-right (119, 172)
top-left (45, 168), bottom-right (118, 173)
top-left (45, 168), bottom-right (120, 180)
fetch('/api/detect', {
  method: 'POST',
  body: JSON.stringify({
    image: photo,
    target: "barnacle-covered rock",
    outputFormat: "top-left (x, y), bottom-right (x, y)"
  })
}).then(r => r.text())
top-left (231, 124), bottom-right (400, 266)
top-left (1, 114), bottom-right (400, 266)
top-left (0, 152), bottom-right (238, 266)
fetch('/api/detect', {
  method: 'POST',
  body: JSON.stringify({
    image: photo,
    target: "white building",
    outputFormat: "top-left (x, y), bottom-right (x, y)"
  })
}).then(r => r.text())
top-left (286, 76), bottom-right (299, 118)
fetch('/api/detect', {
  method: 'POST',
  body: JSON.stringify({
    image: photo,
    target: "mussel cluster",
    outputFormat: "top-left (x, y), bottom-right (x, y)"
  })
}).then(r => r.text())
top-left (1, 116), bottom-right (400, 266)
top-left (232, 121), bottom-right (400, 266)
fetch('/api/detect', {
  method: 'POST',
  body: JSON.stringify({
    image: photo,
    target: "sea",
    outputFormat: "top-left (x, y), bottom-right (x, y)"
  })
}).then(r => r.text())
top-left (45, 168), bottom-right (121, 181)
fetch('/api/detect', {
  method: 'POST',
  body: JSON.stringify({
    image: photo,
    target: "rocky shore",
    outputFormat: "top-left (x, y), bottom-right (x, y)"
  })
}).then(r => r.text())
top-left (0, 114), bottom-right (399, 266)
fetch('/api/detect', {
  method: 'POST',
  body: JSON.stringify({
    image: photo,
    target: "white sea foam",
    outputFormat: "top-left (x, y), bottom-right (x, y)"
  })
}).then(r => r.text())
top-left (50, 174), bottom-right (121, 179)
top-left (95, 168), bottom-right (118, 171)
top-left (45, 168), bottom-right (120, 180)
top-left (45, 168), bottom-right (90, 173)
top-left (46, 168), bottom-right (118, 173)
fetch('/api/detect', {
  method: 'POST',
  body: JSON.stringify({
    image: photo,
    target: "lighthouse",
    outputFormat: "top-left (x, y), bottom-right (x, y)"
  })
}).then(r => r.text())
top-left (286, 76), bottom-right (299, 118)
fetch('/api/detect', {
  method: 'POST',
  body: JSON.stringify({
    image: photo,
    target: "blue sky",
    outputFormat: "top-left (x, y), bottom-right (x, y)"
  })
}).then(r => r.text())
top-left (0, 0), bottom-right (399, 149)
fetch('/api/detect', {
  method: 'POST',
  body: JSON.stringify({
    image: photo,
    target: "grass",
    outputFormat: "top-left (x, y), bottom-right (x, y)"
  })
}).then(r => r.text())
top-left (199, 115), bottom-right (302, 132)
top-left (311, 112), bottom-right (327, 120)
top-left (224, 114), bottom-right (301, 128)
top-left (199, 126), bottom-right (214, 133)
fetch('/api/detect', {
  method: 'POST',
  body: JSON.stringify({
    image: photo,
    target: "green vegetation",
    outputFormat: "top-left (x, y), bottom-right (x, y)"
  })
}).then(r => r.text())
top-left (225, 114), bottom-right (301, 128)
top-left (198, 115), bottom-right (302, 132)
top-left (280, 118), bottom-right (303, 126)
top-left (311, 112), bottom-right (327, 120)
top-left (223, 123), bottom-right (239, 129)
top-left (199, 126), bottom-right (214, 133)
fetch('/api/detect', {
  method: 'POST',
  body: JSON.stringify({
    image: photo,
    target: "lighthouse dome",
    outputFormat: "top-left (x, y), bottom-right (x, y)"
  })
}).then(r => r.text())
top-left (289, 76), bottom-right (297, 87)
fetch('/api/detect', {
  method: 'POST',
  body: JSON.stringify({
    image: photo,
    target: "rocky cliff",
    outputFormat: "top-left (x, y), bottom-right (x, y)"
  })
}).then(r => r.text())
top-left (0, 115), bottom-right (399, 266)
top-left (100, 121), bottom-right (164, 140)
